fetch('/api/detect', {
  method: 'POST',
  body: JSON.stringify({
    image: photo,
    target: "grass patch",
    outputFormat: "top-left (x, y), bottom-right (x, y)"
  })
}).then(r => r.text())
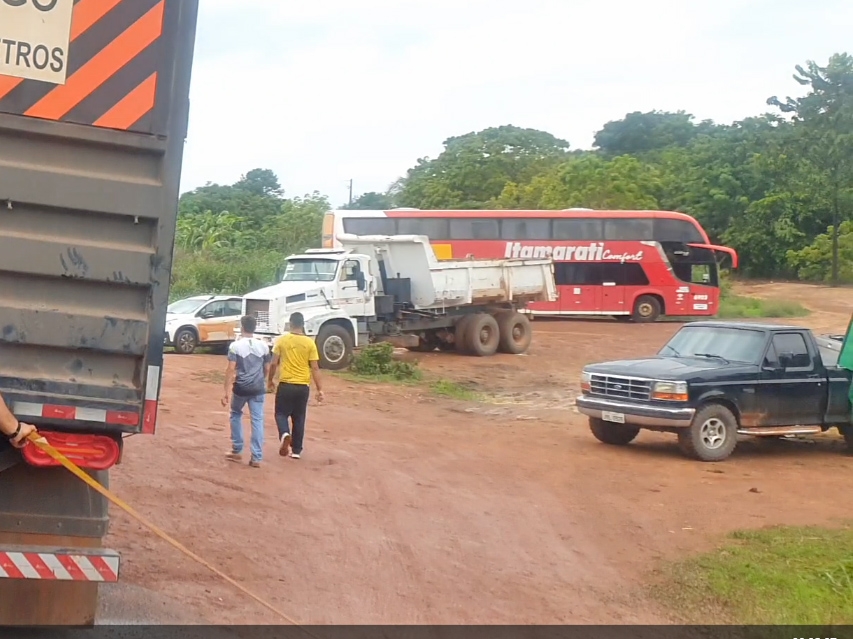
top-left (717, 294), bottom-right (809, 319)
top-left (656, 525), bottom-right (853, 624)
top-left (348, 342), bottom-right (422, 381)
top-left (430, 379), bottom-right (482, 401)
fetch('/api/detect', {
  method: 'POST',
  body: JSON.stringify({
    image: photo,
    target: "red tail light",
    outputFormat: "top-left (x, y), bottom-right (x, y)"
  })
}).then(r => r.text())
top-left (22, 431), bottom-right (121, 471)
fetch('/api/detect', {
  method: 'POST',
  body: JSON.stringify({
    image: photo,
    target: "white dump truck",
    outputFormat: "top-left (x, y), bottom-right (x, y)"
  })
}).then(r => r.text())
top-left (241, 235), bottom-right (557, 369)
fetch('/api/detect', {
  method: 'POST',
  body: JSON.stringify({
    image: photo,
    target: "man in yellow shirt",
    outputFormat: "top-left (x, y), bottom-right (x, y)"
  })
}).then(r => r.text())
top-left (267, 312), bottom-right (324, 459)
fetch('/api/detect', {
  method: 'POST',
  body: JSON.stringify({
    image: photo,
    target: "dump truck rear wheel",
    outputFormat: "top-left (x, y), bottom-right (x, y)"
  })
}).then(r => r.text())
top-left (496, 311), bottom-right (532, 354)
top-left (467, 313), bottom-right (500, 357)
top-left (316, 324), bottom-right (354, 370)
top-left (454, 315), bottom-right (474, 354)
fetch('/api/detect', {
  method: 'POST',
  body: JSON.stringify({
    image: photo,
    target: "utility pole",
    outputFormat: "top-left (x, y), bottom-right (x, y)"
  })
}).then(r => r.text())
top-left (348, 179), bottom-right (353, 207)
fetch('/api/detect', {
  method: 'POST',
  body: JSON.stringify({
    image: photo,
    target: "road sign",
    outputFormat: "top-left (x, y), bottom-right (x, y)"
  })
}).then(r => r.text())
top-left (0, 0), bottom-right (74, 84)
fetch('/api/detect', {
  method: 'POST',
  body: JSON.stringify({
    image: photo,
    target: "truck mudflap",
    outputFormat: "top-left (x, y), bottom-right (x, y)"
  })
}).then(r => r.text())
top-left (0, 545), bottom-right (119, 582)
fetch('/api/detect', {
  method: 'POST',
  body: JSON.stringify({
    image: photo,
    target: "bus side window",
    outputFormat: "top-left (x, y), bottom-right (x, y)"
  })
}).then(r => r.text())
top-left (343, 218), bottom-right (396, 235)
top-left (604, 219), bottom-right (654, 240)
top-left (555, 263), bottom-right (601, 285)
top-left (624, 263), bottom-right (650, 286)
top-left (397, 218), bottom-right (450, 240)
top-left (552, 218), bottom-right (603, 240)
top-left (501, 218), bottom-right (551, 240)
top-left (449, 219), bottom-right (500, 240)
top-left (654, 219), bottom-right (704, 243)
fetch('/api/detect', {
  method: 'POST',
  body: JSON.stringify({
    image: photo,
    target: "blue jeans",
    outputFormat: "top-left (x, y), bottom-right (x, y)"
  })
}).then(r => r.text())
top-left (230, 394), bottom-right (265, 461)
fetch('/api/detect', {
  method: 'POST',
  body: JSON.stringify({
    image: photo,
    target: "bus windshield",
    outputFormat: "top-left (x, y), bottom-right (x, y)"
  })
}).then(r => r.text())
top-left (283, 259), bottom-right (338, 282)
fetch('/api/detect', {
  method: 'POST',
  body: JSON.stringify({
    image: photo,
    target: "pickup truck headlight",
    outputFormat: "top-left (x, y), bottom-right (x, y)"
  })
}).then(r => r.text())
top-left (580, 371), bottom-right (591, 393)
top-left (652, 381), bottom-right (688, 402)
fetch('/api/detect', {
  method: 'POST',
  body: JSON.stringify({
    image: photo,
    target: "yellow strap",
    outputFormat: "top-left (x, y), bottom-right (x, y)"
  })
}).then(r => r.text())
top-left (25, 431), bottom-right (318, 636)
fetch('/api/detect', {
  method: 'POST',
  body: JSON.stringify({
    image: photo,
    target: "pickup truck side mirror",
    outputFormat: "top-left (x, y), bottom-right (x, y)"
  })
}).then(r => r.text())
top-left (356, 271), bottom-right (366, 291)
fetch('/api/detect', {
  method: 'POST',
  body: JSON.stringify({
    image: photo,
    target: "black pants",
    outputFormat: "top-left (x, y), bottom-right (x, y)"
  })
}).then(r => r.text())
top-left (274, 383), bottom-right (310, 453)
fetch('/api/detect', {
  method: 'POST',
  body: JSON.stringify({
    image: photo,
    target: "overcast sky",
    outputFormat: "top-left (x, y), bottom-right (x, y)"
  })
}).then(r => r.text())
top-left (179, 0), bottom-right (852, 207)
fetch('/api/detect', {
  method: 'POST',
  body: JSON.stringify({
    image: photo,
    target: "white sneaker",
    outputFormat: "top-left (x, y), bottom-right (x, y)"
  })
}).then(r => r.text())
top-left (279, 433), bottom-right (291, 457)
top-left (289, 452), bottom-right (301, 459)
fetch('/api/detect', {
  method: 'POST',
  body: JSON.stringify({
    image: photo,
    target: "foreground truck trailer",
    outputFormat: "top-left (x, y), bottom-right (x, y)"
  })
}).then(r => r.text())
top-left (0, 0), bottom-right (199, 625)
top-left (242, 234), bottom-right (557, 369)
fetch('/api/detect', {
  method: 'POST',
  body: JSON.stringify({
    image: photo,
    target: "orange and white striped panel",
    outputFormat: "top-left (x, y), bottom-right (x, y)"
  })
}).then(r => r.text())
top-left (0, 549), bottom-right (119, 582)
top-left (13, 401), bottom-right (139, 427)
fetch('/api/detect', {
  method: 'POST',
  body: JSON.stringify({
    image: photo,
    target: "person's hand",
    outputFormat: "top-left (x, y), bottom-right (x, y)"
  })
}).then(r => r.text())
top-left (316, 390), bottom-right (325, 404)
top-left (221, 394), bottom-right (230, 408)
top-left (267, 381), bottom-right (276, 394)
top-left (9, 422), bottom-right (36, 448)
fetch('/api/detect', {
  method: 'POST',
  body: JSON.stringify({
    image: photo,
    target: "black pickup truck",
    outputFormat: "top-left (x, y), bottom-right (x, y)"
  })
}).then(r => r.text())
top-left (575, 321), bottom-right (853, 461)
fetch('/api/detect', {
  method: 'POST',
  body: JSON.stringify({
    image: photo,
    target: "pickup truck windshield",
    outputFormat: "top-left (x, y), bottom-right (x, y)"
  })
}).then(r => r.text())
top-left (283, 259), bottom-right (338, 282)
top-left (659, 326), bottom-right (767, 364)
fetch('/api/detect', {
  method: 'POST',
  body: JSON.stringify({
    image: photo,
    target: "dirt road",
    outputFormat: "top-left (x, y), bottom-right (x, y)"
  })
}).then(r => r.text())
top-left (104, 282), bottom-right (853, 624)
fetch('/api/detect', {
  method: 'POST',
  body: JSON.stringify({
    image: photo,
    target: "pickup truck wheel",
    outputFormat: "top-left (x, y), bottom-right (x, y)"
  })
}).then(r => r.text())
top-left (678, 404), bottom-right (738, 462)
top-left (632, 295), bottom-right (661, 323)
top-left (496, 311), bottom-right (532, 354)
top-left (467, 313), bottom-right (500, 357)
top-left (454, 315), bottom-right (474, 354)
top-left (316, 324), bottom-right (354, 370)
top-left (589, 418), bottom-right (640, 445)
top-left (174, 328), bottom-right (197, 354)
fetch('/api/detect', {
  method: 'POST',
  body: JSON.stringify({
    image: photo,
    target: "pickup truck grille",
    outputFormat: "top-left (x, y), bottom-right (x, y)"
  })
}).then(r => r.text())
top-left (589, 374), bottom-right (652, 401)
top-left (245, 299), bottom-right (271, 332)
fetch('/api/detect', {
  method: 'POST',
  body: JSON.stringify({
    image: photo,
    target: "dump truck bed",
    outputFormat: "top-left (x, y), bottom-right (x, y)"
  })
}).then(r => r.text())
top-left (340, 234), bottom-right (557, 310)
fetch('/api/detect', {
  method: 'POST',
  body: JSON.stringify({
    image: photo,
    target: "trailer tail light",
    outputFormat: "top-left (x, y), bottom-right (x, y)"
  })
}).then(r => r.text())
top-left (142, 365), bottom-right (161, 435)
top-left (22, 431), bottom-right (121, 471)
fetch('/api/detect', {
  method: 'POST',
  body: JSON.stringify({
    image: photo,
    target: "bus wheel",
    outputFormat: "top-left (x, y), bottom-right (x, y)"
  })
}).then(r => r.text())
top-left (632, 295), bottom-right (661, 323)
top-left (467, 313), bottom-right (500, 357)
top-left (496, 311), bottom-right (532, 354)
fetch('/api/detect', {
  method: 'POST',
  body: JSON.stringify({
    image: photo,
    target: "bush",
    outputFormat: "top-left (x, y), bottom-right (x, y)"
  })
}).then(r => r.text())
top-left (349, 343), bottom-right (421, 381)
top-left (717, 294), bottom-right (808, 319)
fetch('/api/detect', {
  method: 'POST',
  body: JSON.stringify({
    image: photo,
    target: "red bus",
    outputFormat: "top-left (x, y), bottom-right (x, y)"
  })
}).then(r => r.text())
top-left (322, 208), bottom-right (738, 322)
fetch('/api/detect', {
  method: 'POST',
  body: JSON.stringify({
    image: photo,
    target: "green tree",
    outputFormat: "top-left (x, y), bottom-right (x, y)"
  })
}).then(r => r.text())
top-left (494, 154), bottom-right (662, 210)
top-left (234, 168), bottom-right (283, 198)
top-left (594, 110), bottom-right (717, 156)
top-left (397, 125), bottom-right (570, 209)
top-left (768, 53), bottom-right (853, 284)
top-left (343, 191), bottom-right (396, 210)
top-left (787, 220), bottom-right (853, 282)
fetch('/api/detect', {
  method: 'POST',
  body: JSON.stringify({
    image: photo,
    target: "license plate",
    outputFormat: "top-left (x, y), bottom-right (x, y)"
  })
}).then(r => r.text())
top-left (602, 411), bottom-right (625, 424)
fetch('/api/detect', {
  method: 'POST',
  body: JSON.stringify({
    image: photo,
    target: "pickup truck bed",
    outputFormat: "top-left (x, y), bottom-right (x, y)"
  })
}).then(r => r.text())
top-left (576, 321), bottom-right (853, 462)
